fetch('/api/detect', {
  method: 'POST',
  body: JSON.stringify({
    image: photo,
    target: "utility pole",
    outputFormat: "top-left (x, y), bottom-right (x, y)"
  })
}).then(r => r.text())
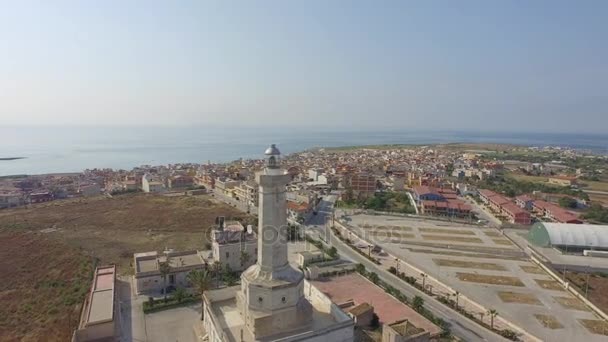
top-left (585, 265), bottom-right (591, 298)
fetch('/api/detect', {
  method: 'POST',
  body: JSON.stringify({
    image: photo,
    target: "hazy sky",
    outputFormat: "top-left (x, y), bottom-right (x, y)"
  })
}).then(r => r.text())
top-left (1, 1), bottom-right (607, 133)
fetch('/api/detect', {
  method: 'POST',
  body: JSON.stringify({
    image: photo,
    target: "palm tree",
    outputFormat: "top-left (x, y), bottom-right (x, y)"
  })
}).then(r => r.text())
top-left (240, 251), bottom-right (250, 269)
top-left (158, 260), bottom-right (171, 301)
top-left (453, 291), bottom-right (460, 310)
top-left (412, 296), bottom-right (424, 312)
top-left (212, 261), bottom-right (222, 288)
top-left (488, 309), bottom-right (498, 329)
top-left (188, 269), bottom-right (212, 321)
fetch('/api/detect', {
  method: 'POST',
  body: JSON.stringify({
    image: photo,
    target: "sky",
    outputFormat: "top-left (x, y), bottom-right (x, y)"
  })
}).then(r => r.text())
top-left (0, 1), bottom-right (607, 133)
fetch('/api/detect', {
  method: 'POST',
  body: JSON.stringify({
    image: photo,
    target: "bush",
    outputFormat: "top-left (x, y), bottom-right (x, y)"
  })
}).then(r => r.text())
top-left (388, 266), bottom-right (397, 274)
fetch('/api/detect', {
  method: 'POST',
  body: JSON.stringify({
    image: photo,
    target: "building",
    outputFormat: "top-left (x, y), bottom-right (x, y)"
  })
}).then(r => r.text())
top-left (215, 178), bottom-right (240, 197)
top-left (500, 202), bottom-right (532, 225)
top-left (72, 265), bottom-right (118, 342)
top-left (168, 175), bottom-right (194, 189)
top-left (0, 192), bottom-right (24, 208)
top-left (515, 194), bottom-right (534, 210)
top-left (350, 173), bottom-right (377, 198)
top-left (345, 302), bottom-right (375, 327)
top-left (382, 319), bottom-right (430, 342)
top-left (413, 186), bottom-right (471, 218)
top-left (212, 220), bottom-right (257, 272)
top-left (133, 250), bottom-right (206, 294)
top-left (141, 173), bottom-right (165, 193)
top-left (79, 183), bottom-right (101, 197)
top-left (532, 200), bottom-right (583, 224)
top-left (29, 191), bottom-right (53, 203)
top-left (233, 181), bottom-right (259, 209)
top-left (203, 144), bottom-right (354, 342)
top-left (528, 222), bottom-right (608, 253)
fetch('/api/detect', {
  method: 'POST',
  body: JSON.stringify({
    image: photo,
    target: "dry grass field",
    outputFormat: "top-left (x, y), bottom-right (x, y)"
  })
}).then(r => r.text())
top-left (554, 297), bottom-right (590, 311)
top-left (520, 265), bottom-right (546, 275)
top-left (370, 231), bottom-right (415, 239)
top-left (579, 319), bottom-right (608, 336)
top-left (492, 239), bottom-right (513, 246)
top-left (565, 272), bottom-right (608, 314)
top-left (483, 230), bottom-right (502, 237)
top-left (433, 258), bottom-right (506, 271)
top-left (497, 291), bottom-right (542, 305)
top-left (418, 227), bottom-right (475, 235)
top-left (0, 193), bottom-right (250, 341)
top-left (456, 272), bottom-right (525, 286)
top-left (534, 314), bottom-right (563, 329)
top-left (421, 234), bottom-right (482, 243)
top-left (535, 279), bottom-right (565, 291)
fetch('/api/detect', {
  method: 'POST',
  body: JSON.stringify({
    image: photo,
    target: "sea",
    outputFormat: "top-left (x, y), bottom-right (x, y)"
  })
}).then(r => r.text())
top-left (1, 126), bottom-right (607, 176)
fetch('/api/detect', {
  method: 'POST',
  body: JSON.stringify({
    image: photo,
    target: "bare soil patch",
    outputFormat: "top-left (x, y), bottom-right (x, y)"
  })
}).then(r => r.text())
top-left (492, 239), bottom-right (513, 246)
top-left (554, 296), bottom-right (590, 311)
top-left (497, 291), bottom-right (542, 305)
top-left (418, 227), bottom-right (476, 235)
top-left (372, 225), bottom-right (413, 231)
top-left (534, 279), bottom-right (564, 291)
top-left (578, 319), bottom-right (608, 336)
top-left (456, 272), bottom-right (525, 286)
top-left (520, 265), bottom-right (545, 275)
top-left (433, 258), bottom-right (506, 271)
top-left (565, 272), bottom-right (608, 314)
top-left (421, 235), bottom-right (482, 244)
top-left (483, 231), bottom-right (502, 237)
top-left (534, 314), bottom-right (563, 329)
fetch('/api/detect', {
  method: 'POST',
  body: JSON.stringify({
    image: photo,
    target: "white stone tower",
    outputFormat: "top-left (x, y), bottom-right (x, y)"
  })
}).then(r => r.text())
top-left (236, 144), bottom-right (312, 339)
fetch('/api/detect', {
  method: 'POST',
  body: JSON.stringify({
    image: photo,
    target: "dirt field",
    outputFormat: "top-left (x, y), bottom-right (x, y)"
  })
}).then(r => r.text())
top-left (554, 296), bottom-right (590, 311)
top-left (370, 231), bottom-right (415, 239)
top-left (565, 272), bottom-right (608, 314)
top-left (0, 193), bottom-right (249, 342)
top-left (579, 319), bottom-right (608, 336)
top-left (421, 235), bottom-right (482, 244)
top-left (418, 227), bottom-right (475, 235)
top-left (433, 258), bottom-right (506, 271)
top-left (535, 279), bottom-right (564, 291)
top-left (520, 265), bottom-right (545, 275)
top-left (492, 239), bottom-right (513, 246)
top-left (0, 232), bottom-right (93, 341)
top-left (534, 314), bottom-right (563, 329)
top-left (498, 291), bottom-right (542, 305)
top-left (456, 272), bottom-right (525, 286)
top-left (483, 231), bottom-right (502, 237)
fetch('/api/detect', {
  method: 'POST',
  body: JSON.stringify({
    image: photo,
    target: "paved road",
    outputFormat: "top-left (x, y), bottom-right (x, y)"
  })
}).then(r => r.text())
top-left (307, 193), bottom-right (508, 342)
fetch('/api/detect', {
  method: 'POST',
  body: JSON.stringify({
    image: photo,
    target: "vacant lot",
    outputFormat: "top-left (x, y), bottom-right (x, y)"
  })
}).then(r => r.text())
top-left (433, 258), bottom-right (506, 271)
top-left (421, 235), bottom-right (482, 244)
top-left (483, 231), bottom-right (502, 237)
top-left (579, 319), bottom-right (608, 336)
top-left (492, 239), bottom-right (513, 246)
top-left (534, 314), bottom-right (563, 329)
top-left (456, 273), bottom-right (525, 286)
top-left (0, 232), bottom-right (93, 342)
top-left (520, 265), bottom-right (545, 275)
top-left (535, 279), bottom-right (564, 291)
top-left (497, 291), bottom-right (542, 305)
top-left (0, 194), bottom-right (249, 342)
top-left (565, 272), bottom-right (608, 314)
top-left (418, 227), bottom-right (475, 235)
top-left (370, 231), bottom-right (415, 239)
top-left (0, 194), bottom-right (249, 272)
top-left (554, 297), bottom-right (590, 311)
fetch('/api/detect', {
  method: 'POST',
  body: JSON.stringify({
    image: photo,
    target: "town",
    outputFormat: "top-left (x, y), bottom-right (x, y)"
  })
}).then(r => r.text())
top-left (2, 143), bottom-right (608, 342)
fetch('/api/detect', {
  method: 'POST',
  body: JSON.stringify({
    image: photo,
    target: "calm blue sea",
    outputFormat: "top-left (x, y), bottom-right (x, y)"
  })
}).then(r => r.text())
top-left (1, 126), bottom-right (607, 176)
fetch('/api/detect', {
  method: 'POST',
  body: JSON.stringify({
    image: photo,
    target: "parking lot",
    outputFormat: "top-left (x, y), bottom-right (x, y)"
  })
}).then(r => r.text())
top-left (343, 214), bottom-right (607, 341)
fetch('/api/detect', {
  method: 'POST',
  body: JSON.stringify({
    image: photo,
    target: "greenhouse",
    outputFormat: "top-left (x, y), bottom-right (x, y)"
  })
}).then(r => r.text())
top-left (528, 222), bottom-right (608, 252)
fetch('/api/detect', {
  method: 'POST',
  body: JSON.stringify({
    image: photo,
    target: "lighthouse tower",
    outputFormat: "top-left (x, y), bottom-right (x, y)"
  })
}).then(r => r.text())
top-left (236, 144), bottom-right (312, 338)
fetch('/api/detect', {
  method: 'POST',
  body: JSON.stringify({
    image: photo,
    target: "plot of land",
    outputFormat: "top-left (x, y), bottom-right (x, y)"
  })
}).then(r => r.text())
top-left (483, 231), bottom-right (502, 237)
top-left (535, 279), bottom-right (564, 291)
top-left (456, 272), bottom-right (525, 286)
top-left (370, 231), bottom-right (415, 239)
top-left (578, 319), bottom-right (608, 336)
top-left (492, 239), bottom-right (513, 246)
top-left (534, 314), bottom-right (563, 329)
top-left (520, 265), bottom-right (546, 275)
top-left (433, 258), bottom-right (506, 271)
top-left (418, 227), bottom-right (475, 235)
top-left (565, 272), bottom-right (608, 314)
top-left (554, 297), bottom-right (590, 311)
top-left (497, 291), bottom-right (542, 305)
top-left (421, 235), bottom-right (483, 244)
top-left (0, 193), bottom-right (250, 341)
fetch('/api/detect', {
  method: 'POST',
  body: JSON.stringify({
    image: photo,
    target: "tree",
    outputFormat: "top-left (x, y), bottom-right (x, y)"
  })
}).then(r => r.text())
top-left (558, 197), bottom-right (578, 209)
top-left (327, 246), bottom-right (338, 259)
top-left (211, 261), bottom-right (223, 288)
top-left (388, 266), bottom-right (397, 274)
top-left (488, 309), bottom-right (498, 329)
top-left (239, 251), bottom-right (251, 268)
top-left (158, 260), bottom-right (171, 301)
top-left (368, 272), bottom-right (380, 284)
top-left (453, 291), bottom-right (460, 309)
top-left (173, 287), bottom-right (187, 303)
top-left (355, 263), bottom-right (366, 275)
top-left (187, 269), bottom-right (212, 320)
top-left (412, 296), bottom-right (424, 312)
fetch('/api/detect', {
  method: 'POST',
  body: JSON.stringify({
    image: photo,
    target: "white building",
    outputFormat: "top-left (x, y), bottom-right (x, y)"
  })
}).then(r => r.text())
top-left (142, 173), bottom-right (165, 193)
top-left (133, 250), bottom-right (206, 294)
top-left (203, 144), bottom-right (354, 342)
top-left (212, 220), bottom-right (258, 272)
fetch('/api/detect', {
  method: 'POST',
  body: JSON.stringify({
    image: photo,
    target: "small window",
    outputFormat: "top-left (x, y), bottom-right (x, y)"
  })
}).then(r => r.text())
top-left (282, 297), bottom-right (286, 303)
top-left (258, 297), bottom-right (263, 303)
top-left (226, 252), bottom-right (229, 258)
